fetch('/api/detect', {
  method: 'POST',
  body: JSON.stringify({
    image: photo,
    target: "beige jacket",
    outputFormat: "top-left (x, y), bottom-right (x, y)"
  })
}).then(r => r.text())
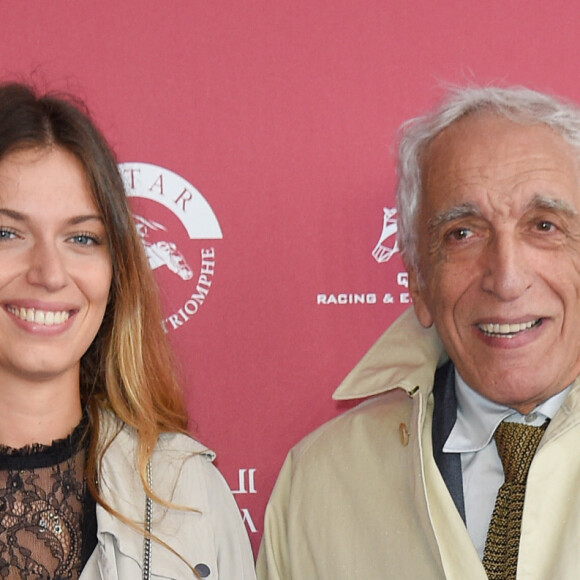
top-left (257, 309), bottom-right (580, 579)
top-left (80, 415), bottom-right (256, 579)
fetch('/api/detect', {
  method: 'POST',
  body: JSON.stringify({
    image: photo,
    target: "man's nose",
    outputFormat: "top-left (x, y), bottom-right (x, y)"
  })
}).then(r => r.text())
top-left (480, 234), bottom-right (532, 300)
top-left (25, 241), bottom-right (69, 291)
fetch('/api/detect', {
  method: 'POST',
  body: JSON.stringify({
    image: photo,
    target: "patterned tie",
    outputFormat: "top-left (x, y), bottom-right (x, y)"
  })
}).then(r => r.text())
top-left (482, 420), bottom-right (549, 579)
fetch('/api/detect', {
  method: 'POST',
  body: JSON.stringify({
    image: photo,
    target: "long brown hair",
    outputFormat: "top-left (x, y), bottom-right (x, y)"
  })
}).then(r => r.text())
top-left (0, 82), bottom-right (189, 519)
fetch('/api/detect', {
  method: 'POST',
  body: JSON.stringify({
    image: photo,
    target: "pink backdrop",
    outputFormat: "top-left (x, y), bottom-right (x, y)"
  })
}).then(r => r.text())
top-left (3, 0), bottom-right (580, 554)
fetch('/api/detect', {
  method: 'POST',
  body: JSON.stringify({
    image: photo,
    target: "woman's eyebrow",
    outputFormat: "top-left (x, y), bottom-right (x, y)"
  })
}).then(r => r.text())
top-left (68, 215), bottom-right (104, 225)
top-left (0, 208), bottom-right (103, 224)
top-left (0, 208), bottom-right (25, 220)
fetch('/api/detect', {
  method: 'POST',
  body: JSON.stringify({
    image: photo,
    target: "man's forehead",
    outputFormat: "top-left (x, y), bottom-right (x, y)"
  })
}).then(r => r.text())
top-left (420, 113), bottom-right (580, 211)
top-left (422, 112), bottom-right (578, 170)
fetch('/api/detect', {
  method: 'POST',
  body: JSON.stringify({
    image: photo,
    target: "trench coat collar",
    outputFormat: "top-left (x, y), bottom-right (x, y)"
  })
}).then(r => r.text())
top-left (333, 307), bottom-right (447, 401)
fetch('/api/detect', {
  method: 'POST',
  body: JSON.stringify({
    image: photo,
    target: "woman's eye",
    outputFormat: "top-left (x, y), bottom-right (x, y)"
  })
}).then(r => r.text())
top-left (0, 228), bottom-right (16, 240)
top-left (70, 234), bottom-right (99, 246)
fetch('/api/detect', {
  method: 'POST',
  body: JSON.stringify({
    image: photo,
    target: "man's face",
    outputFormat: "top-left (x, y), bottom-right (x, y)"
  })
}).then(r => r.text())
top-left (409, 112), bottom-right (580, 413)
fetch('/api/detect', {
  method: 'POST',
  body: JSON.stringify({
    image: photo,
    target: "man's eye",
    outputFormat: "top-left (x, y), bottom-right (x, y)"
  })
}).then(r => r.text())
top-left (447, 227), bottom-right (473, 241)
top-left (535, 220), bottom-right (556, 233)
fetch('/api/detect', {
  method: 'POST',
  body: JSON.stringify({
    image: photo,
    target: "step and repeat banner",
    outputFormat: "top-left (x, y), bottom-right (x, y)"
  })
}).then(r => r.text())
top-left (3, 0), bottom-right (580, 554)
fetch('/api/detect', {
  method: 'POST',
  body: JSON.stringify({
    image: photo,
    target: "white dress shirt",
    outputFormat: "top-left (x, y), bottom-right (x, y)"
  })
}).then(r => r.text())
top-left (443, 370), bottom-right (570, 559)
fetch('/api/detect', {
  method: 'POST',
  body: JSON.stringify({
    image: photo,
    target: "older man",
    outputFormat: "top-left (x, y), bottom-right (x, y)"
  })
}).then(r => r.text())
top-left (257, 86), bottom-right (580, 579)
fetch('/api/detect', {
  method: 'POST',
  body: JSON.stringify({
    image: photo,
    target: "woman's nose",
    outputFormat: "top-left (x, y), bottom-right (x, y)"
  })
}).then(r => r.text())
top-left (25, 241), bottom-right (69, 291)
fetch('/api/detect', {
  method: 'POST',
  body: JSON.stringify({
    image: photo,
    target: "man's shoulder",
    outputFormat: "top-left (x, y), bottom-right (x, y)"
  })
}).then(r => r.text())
top-left (289, 387), bottom-right (417, 468)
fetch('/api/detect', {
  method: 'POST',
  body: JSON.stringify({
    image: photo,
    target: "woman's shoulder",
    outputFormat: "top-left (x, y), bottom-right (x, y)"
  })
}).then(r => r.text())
top-left (157, 430), bottom-right (216, 461)
top-left (99, 411), bottom-right (215, 463)
top-left (100, 418), bottom-right (232, 511)
top-left (97, 412), bottom-right (238, 513)
top-left (95, 419), bottom-right (256, 578)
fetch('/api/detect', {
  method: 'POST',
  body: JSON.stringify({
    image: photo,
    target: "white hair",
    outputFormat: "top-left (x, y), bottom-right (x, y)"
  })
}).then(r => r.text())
top-left (396, 86), bottom-right (580, 273)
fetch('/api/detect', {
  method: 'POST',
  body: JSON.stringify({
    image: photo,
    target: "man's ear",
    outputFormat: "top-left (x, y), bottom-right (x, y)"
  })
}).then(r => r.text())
top-left (407, 268), bottom-right (434, 329)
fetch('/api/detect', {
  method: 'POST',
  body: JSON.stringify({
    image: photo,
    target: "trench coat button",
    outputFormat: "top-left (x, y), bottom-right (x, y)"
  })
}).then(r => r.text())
top-left (399, 423), bottom-right (410, 446)
top-left (194, 563), bottom-right (211, 577)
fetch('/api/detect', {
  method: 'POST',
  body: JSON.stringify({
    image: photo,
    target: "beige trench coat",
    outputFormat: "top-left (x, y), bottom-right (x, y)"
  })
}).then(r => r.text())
top-left (257, 309), bottom-right (580, 579)
top-left (79, 415), bottom-right (256, 580)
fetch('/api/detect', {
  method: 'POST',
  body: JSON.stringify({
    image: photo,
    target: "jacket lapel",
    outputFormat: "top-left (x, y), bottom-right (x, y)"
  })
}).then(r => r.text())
top-left (431, 360), bottom-right (466, 522)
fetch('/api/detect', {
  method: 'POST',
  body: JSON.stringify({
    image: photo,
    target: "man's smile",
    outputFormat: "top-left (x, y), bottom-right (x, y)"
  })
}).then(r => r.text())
top-left (477, 319), bottom-right (542, 338)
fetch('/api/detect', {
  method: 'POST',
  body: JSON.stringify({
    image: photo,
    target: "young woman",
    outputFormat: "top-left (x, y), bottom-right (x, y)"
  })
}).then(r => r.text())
top-left (0, 83), bottom-right (256, 579)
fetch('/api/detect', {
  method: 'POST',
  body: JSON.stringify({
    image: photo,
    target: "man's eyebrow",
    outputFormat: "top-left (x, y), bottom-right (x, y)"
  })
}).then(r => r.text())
top-left (525, 195), bottom-right (578, 216)
top-left (427, 202), bottom-right (481, 234)
top-left (426, 196), bottom-right (579, 234)
top-left (0, 208), bottom-right (103, 224)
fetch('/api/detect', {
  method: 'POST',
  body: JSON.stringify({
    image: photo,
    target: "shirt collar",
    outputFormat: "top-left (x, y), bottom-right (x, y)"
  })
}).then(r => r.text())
top-left (443, 369), bottom-right (570, 454)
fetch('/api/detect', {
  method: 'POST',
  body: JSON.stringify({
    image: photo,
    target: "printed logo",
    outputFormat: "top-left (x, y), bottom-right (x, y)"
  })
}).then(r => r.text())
top-left (120, 162), bottom-right (223, 332)
top-left (316, 206), bottom-right (410, 306)
top-left (372, 207), bottom-right (399, 263)
top-left (134, 215), bottom-right (194, 281)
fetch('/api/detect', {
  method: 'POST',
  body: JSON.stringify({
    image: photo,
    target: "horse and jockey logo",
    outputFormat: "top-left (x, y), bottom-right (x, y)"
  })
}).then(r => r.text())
top-left (372, 207), bottom-right (399, 263)
top-left (120, 162), bottom-right (223, 332)
top-left (317, 206), bottom-right (408, 307)
top-left (134, 215), bottom-right (194, 281)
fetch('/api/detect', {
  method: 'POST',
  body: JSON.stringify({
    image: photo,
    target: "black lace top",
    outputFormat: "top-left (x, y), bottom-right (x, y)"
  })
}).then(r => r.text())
top-left (0, 417), bottom-right (97, 579)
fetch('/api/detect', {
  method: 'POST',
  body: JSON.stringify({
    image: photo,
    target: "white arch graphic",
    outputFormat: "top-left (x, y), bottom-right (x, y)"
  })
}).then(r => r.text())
top-left (120, 162), bottom-right (223, 240)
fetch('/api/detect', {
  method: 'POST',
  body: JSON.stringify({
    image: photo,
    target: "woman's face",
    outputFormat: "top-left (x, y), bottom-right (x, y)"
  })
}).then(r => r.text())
top-left (0, 146), bottom-right (112, 387)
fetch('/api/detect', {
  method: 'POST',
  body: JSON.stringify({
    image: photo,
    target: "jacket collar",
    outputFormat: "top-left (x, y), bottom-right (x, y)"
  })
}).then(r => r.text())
top-left (333, 308), bottom-right (447, 400)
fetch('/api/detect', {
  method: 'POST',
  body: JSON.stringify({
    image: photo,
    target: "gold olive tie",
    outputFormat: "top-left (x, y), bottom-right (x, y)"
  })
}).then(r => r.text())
top-left (482, 420), bottom-right (549, 579)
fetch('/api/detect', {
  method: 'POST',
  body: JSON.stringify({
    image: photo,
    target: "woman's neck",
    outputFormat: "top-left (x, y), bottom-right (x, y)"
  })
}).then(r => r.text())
top-left (0, 374), bottom-right (82, 448)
